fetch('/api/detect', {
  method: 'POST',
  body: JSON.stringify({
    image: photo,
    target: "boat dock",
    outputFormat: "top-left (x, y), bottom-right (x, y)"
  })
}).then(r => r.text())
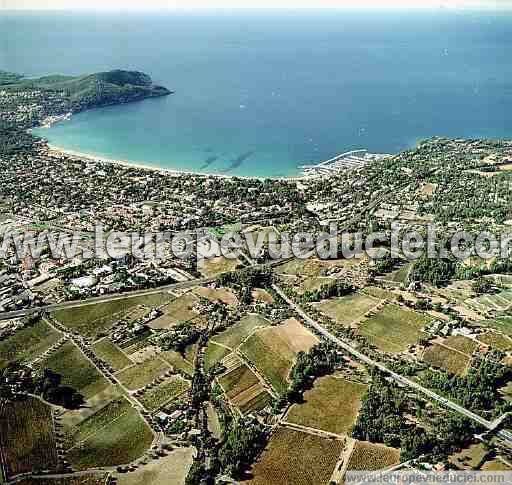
top-left (299, 149), bottom-right (390, 177)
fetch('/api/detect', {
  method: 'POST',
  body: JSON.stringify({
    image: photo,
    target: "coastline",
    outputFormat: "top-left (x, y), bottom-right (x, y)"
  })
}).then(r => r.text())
top-left (45, 143), bottom-right (308, 182)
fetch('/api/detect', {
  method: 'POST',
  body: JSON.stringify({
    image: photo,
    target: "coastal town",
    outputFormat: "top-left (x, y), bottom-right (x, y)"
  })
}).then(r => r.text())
top-left (2, 68), bottom-right (512, 485)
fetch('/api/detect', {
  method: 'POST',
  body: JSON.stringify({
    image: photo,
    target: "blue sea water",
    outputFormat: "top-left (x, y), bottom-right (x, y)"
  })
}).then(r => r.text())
top-left (2, 9), bottom-right (512, 177)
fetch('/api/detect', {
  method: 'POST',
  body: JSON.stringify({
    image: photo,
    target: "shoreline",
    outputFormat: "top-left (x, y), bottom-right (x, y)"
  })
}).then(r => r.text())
top-left (45, 143), bottom-right (307, 182)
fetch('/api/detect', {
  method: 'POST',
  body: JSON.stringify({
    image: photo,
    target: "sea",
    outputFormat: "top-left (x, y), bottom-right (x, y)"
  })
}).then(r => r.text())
top-left (2, 9), bottom-right (512, 177)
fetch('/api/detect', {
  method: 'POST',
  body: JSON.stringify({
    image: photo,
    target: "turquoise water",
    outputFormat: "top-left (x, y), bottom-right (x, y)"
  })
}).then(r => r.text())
top-left (2, 10), bottom-right (512, 177)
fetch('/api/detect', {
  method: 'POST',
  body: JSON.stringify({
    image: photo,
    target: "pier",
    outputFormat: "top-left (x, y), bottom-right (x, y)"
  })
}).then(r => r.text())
top-left (299, 149), bottom-right (390, 177)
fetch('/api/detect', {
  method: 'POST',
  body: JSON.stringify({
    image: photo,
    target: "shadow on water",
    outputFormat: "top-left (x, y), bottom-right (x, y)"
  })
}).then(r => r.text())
top-left (220, 150), bottom-right (255, 173)
top-left (199, 155), bottom-right (218, 170)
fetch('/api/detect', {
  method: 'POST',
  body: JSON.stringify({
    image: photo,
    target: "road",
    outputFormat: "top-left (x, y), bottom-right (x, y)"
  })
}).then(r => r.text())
top-left (272, 284), bottom-right (512, 445)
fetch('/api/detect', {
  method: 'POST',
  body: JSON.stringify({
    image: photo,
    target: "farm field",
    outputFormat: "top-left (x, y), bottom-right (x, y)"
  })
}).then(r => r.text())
top-left (198, 255), bottom-right (240, 277)
top-left (357, 304), bottom-right (432, 353)
top-left (449, 443), bottom-right (489, 470)
top-left (116, 447), bottom-right (195, 485)
top-left (245, 427), bottom-right (344, 485)
top-left (0, 319), bottom-right (60, 369)
top-left (276, 258), bottom-right (355, 277)
top-left (218, 363), bottom-right (271, 414)
top-left (148, 292), bottom-right (203, 330)
top-left (384, 263), bottom-right (412, 284)
top-left (52, 293), bottom-right (171, 339)
top-left (116, 356), bottom-right (171, 391)
top-left (194, 286), bottom-right (238, 306)
top-left (315, 293), bottom-right (381, 328)
top-left (477, 331), bottom-right (512, 351)
top-left (286, 376), bottom-right (367, 435)
top-left (0, 397), bottom-right (58, 479)
top-left (40, 342), bottom-right (110, 399)
top-left (482, 316), bottom-right (512, 337)
top-left (346, 441), bottom-right (400, 472)
top-left (92, 338), bottom-right (132, 371)
top-left (465, 289), bottom-right (512, 315)
top-left (480, 459), bottom-right (512, 471)
top-left (205, 313), bottom-right (272, 370)
top-left (423, 344), bottom-right (470, 376)
top-left (160, 349), bottom-right (194, 376)
top-left (239, 319), bottom-right (317, 395)
top-left (17, 476), bottom-right (109, 485)
top-left (139, 376), bottom-right (190, 411)
top-left (252, 288), bottom-right (274, 304)
top-left (66, 397), bottom-right (153, 470)
top-left (422, 336), bottom-right (476, 376)
top-left (361, 286), bottom-right (398, 301)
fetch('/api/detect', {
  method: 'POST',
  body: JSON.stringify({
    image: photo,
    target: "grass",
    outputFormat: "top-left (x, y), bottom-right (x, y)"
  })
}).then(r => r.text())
top-left (0, 319), bottom-right (60, 369)
top-left (385, 263), bottom-right (412, 284)
top-left (139, 376), bottom-right (190, 411)
top-left (92, 339), bottom-right (132, 371)
top-left (315, 293), bottom-right (381, 327)
top-left (247, 427), bottom-right (344, 485)
top-left (40, 342), bottom-right (109, 399)
top-left (0, 397), bottom-right (58, 479)
top-left (52, 293), bottom-right (171, 339)
top-left (66, 397), bottom-right (153, 470)
top-left (358, 304), bottom-right (432, 353)
top-left (347, 441), bottom-right (400, 472)
top-left (286, 376), bottom-right (367, 435)
top-left (116, 356), bottom-right (171, 391)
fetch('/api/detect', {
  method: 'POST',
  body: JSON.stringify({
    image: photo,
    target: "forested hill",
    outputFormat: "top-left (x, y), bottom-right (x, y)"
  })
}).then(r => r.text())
top-left (0, 69), bottom-right (172, 112)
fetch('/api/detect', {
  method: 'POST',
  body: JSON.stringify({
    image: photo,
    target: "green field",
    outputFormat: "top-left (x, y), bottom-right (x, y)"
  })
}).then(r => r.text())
top-left (286, 376), bottom-right (367, 435)
top-left (116, 356), bottom-right (170, 391)
top-left (0, 319), bottom-right (60, 369)
top-left (92, 339), bottom-right (132, 371)
top-left (139, 376), bottom-right (190, 411)
top-left (316, 293), bottom-right (381, 327)
top-left (40, 342), bottom-right (109, 399)
top-left (358, 304), bottom-right (432, 353)
top-left (52, 293), bottom-right (171, 339)
top-left (66, 397), bottom-right (153, 470)
top-left (205, 314), bottom-right (271, 370)
top-left (160, 350), bottom-right (194, 376)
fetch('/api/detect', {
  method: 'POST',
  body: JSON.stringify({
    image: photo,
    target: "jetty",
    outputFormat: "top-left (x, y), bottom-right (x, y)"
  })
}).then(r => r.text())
top-left (299, 149), bottom-right (391, 177)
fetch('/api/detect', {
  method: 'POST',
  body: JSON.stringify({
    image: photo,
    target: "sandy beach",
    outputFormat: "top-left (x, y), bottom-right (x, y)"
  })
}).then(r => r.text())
top-left (45, 143), bottom-right (305, 181)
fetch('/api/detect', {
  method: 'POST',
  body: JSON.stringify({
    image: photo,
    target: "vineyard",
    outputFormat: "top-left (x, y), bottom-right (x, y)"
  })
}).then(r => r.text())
top-left (0, 397), bottom-right (59, 479)
top-left (247, 427), bottom-right (344, 485)
top-left (346, 441), bottom-right (400, 472)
